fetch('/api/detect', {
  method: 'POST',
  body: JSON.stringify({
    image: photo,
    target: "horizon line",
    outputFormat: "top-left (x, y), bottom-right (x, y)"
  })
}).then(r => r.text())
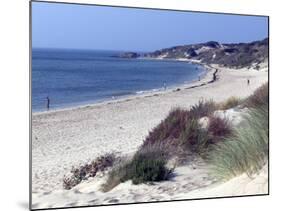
top-left (32, 37), bottom-right (268, 53)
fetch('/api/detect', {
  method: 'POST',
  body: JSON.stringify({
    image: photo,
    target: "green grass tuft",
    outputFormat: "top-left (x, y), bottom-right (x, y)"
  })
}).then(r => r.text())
top-left (124, 151), bottom-right (172, 185)
top-left (208, 105), bottom-right (268, 180)
top-left (102, 146), bottom-right (173, 192)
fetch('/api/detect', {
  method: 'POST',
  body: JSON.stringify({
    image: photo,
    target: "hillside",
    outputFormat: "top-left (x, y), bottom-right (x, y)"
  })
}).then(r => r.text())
top-left (145, 38), bottom-right (268, 68)
top-left (119, 38), bottom-right (268, 69)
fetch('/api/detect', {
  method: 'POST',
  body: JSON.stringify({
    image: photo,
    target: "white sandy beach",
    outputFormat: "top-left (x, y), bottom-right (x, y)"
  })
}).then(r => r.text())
top-left (32, 64), bottom-right (268, 209)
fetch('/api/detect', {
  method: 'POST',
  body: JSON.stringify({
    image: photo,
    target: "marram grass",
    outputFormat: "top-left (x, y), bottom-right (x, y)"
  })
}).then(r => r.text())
top-left (208, 105), bottom-right (268, 180)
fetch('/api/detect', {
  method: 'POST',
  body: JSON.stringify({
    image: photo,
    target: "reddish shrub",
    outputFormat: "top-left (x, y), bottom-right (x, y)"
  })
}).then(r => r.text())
top-left (63, 153), bottom-right (116, 190)
top-left (189, 100), bottom-right (217, 119)
top-left (142, 108), bottom-right (189, 147)
top-left (207, 116), bottom-right (232, 143)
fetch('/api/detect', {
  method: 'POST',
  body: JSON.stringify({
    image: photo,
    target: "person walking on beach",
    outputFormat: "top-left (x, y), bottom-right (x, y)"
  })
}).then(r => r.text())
top-left (46, 96), bottom-right (50, 110)
top-left (247, 79), bottom-right (250, 86)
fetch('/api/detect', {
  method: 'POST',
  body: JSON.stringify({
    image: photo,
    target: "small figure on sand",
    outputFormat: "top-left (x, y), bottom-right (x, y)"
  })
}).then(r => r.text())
top-left (247, 79), bottom-right (250, 86)
top-left (46, 96), bottom-right (50, 110)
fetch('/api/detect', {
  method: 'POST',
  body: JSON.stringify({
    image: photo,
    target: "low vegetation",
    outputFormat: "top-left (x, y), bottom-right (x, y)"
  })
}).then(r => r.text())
top-left (102, 146), bottom-right (172, 192)
top-left (207, 116), bottom-right (232, 141)
top-left (69, 83), bottom-right (268, 191)
top-left (189, 100), bottom-right (217, 119)
top-left (103, 100), bottom-right (233, 191)
top-left (244, 82), bottom-right (268, 108)
top-left (122, 149), bottom-right (172, 185)
top-left (141, 103), bottom-right (232, 157)
top-left (208, 83), bottom-right (269, 180)
top-left (63, 154), bottom-right (115, 190)
top-left (208, 105), bottom-right (268, 180)
top-left (218, 96), bottom-right (241, 110)
top-left (142, 108), bottom-right (189, 149)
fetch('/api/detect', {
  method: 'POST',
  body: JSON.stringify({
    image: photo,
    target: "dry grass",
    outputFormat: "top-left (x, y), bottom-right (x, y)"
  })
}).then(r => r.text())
top-left (207, 116), bottom-right (233, 142)
top-left (218, 96), bottom-right (241, 110)
top-left (189, 99), bottom-right (218, 119)
top-left (244, 82), bottom-right (268, 108)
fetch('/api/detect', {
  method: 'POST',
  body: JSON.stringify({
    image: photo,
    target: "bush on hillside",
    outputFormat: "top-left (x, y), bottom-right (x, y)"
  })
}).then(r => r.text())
top-left (207, 116), bottom-right (232, 142)
top-left (102, 146), bottom-right (173, 192)
top-left (142, 108), bottom-right (189, 148)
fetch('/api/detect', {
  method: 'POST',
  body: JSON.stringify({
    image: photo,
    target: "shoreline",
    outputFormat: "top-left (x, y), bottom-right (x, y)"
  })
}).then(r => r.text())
top-left (32, 62), bottom-right (213, 116)
top-left (32, 61), bottom-right (268, 209)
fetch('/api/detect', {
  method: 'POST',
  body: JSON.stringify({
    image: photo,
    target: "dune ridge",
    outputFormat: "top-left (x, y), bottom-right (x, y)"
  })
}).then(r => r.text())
top-left (32, 62), bottom-right (268, 209)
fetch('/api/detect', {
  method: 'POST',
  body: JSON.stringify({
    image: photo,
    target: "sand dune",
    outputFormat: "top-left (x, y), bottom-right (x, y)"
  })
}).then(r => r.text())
top-left (32, 158), bottom-right (268, 209)
top-left (32, 64), bottom-right (268, 209)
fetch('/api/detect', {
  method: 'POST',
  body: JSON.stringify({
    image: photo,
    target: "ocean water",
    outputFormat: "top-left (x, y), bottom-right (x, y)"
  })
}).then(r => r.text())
top-left (32, 48), bottom-right (206, 112)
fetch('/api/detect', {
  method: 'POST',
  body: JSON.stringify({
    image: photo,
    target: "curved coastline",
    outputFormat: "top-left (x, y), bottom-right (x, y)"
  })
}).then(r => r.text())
top-left (32, 60), bottom-right (214, 116)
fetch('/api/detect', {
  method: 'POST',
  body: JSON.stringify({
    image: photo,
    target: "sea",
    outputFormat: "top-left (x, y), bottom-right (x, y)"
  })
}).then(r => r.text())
top-left (32, 48), bottom-right (206, 112)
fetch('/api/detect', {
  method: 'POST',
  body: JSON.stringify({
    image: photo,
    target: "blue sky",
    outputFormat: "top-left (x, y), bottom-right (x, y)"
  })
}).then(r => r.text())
top-left (32, 2), bottom-right (268, 51)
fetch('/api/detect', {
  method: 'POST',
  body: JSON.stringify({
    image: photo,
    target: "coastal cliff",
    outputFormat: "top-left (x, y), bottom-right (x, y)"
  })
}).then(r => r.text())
top-left (120, 38), bottom-right (268, 69)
